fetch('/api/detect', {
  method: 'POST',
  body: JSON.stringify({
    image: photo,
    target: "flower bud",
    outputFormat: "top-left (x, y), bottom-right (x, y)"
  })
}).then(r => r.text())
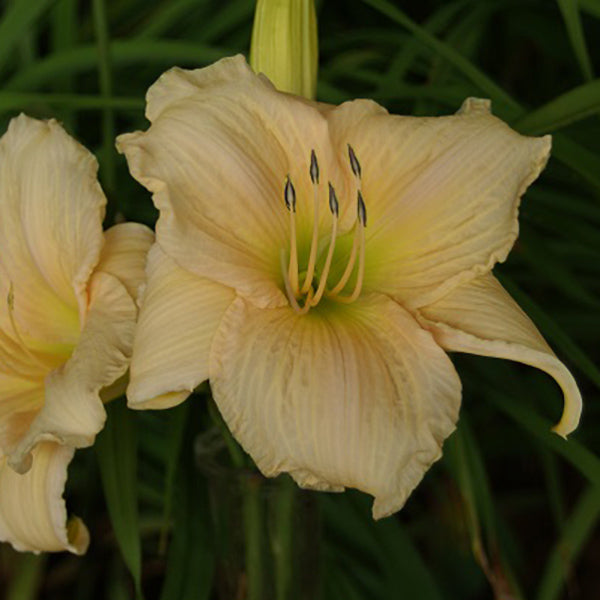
top-left (250, 0), bottom-right (318, 100)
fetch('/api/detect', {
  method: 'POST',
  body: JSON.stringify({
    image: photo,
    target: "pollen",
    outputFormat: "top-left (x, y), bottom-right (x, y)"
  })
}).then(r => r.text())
top-left (280, 147), bottom-right (367, 314)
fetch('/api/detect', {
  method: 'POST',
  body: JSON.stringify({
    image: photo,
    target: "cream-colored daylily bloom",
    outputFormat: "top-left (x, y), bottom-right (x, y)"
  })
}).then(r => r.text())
top-left (118, 56), bottom-right (581, 518)
top-left (0, 115), bottom-right (153, 553)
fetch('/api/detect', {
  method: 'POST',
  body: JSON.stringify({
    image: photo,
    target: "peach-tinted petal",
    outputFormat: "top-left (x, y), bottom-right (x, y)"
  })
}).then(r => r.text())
top-left (326, 98), bottom-right (551, 308)
top-left (0, 326), bottom-right (49, 380)
top-left (209, 294), bottom-right (461, 518)
top-left (127, 244), bottom-right (235, 410)
top-left (0, 115), bottom-right (106, 354)
top-left (0, 442), bottom-right (88, 554)
top-left (417, 273), bottom-right (581, 437)
top-left (95, 222), bottom-right (155, 302)
top-left (10, 272), bottom-right (136, 472)
top-left (0, 377), bottom-right (43, 455)
top-left (117, 55), bottom-right (351, 309)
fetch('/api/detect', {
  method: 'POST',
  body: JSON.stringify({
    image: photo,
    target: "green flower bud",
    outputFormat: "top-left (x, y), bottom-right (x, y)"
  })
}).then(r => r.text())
top-left (250, 0), bottom-right (318, 100)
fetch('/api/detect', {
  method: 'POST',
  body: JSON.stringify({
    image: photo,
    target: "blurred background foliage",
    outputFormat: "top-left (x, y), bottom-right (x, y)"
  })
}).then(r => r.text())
top-left (0, 0), bottom-right (599, 598)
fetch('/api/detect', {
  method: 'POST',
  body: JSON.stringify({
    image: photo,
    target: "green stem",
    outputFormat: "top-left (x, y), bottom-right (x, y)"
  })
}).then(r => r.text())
top-left (6, 553), bottom-right (45, 600)
top-left (243, 474), bottom-right (264, 600)
top-left (274, 476), bottom-right (296, 600)
top-left (207, 398), bottom-right (245, 468)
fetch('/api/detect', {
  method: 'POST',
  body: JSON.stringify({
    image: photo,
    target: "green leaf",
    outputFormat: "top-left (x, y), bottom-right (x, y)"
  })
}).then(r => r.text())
top-left (359, 0), bottom-right (521, 117)
top-left (536, 485), bottom-right (600, 600)
top-left (515, 79), bottom-right (600, 134)
top-left (487, 391), bottom-right (600, 489)
top-left (0, 91), bottom-right (143, 113)
top-left (373, 0), bottom-right (470, 97)
top-left (500, 275), bottom-right (600, 389)
top-left (92, 0), bottom-right (116, 193)
top-left (556, 0), bottom-right (594, 81)
top-left (5, 41), bottom-right (228, 92)
top-left (0, 0), bottom-right (55, 76)
top-left (96, 399), bottom-right (144, 600)
top-left (445, 423), bottom-right (525, 600)
top-left (360, 0), bottom-right (600, 194)
top-left (322, 493), bottom-right (445, 599)
top-left (518, 231), bottom-right (600, 308)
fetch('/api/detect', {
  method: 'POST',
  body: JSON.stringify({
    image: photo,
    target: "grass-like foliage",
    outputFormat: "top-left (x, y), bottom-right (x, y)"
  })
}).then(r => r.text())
top-left (0, 0), bottom-right (598, 598)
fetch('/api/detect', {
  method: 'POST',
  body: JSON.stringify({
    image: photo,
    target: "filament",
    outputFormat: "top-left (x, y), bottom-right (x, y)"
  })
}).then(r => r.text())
top-left (327, 224), bottom-right (359, 297)
top-left (280, 250), bottom-right (313, 315)
top-left (300, 181), bottom-right (320, 294)
top-left (331, 223), bottom-right (365, 303)
top-left (287, 208), bottom-right (299, 295)
top-left (311, 183), bottom-right (339, 306)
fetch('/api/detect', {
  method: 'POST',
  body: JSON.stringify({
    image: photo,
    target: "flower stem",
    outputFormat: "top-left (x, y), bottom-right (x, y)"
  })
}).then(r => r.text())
top-left (243, 474), bottom-right (264, 600)
top-left (274, 476), bottom-right (296, 600)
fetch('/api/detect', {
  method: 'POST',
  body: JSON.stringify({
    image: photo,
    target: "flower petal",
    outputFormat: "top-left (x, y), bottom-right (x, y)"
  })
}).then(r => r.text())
top-left (0, 376), bottom-right (43, 455)
top-left (0, 442), bottom-right (89, 554)
top-left (95, 222), bottom-right (155, 302)
top-left (209, 294), bottom-right (461, 518)
top-left (326, 97), bottom-right (551, 308)
top-left (10, 272), bottom-right (137, 472)
top-left (117, 55), bottom-right (350, 309)
top-left (0, 115), bottom-right (105, 354)
top-left (127, 244), bottom-right (235, 410)
top-left (417, 273), bottom-right (581, 437)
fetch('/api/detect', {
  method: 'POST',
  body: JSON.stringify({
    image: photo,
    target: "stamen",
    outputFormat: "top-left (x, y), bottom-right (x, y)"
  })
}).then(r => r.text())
top-left (300, 150), bottom-right (320, 294)
top-left (348, 144), bottom-right (361, 179)
top-left (333, 219), bottom-right (365, 304)
top-left (284, 176), bottom-right (299, 294)
top-left (280, 250), bottom-right (313, 315)
top-left (310, 183), bottom-right (339, 306)
top-left (284, 175), bottom-right (296, 212)
top-left (357, 190), bottom-right (367, 227)
top-left (327, 223), bottom-right (359, 297)
top-left (310, 149), bottom-right (320, 185)
top-left (6, 283), bottom-right (50, 370)
top-left (327, 191), bottom-right (367, 301)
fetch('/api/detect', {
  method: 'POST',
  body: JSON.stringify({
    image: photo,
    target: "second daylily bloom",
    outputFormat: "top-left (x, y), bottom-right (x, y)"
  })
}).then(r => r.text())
top-left (118, 56), bottom-right (581, 518)
top-left (0, 115), bottom-right (153, 552)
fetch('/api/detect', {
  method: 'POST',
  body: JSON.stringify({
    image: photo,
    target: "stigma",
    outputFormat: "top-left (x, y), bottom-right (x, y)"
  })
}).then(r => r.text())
top-left (280, 146), bottom-right (367, 315)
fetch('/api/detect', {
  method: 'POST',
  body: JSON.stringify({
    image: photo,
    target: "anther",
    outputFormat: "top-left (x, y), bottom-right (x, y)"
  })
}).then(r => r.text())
top-left (300, 152), bottom-right (321, 294)
top-left (348, 144), bottom-right (361, 179)
top-left (284, 175), bottom-right (296, 212)
top-left (357, 190), bottom-right (367, 227)
top-left (310, 149), bottom-right (320, 184)
top-left (284, 176), bottom-right (299, 293)
top-left (328, 182), bottom-right (339, 216)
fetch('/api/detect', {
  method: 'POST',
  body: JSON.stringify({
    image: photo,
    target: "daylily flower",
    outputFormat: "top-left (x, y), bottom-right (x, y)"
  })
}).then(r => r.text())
top-left (118, 55), bottom-right (581, 518)
top-left (0, 115), bottom-right (153, 552)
